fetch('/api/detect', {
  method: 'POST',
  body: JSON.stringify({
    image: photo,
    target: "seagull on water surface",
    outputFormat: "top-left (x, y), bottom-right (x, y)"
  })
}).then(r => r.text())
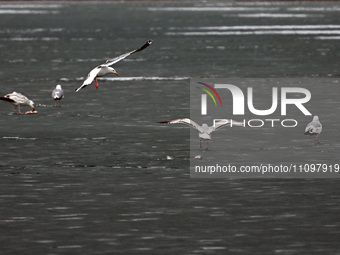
top-left (0, 92), bottom-right (36, 114)
top-left (75, 39), bottom-right (152, 92)
top-left (52, 84), bottom-right (64, 107)
top-left (304, 115), bottom-right (322, 145)
top-left (158, 118), bottom-right (245, 150)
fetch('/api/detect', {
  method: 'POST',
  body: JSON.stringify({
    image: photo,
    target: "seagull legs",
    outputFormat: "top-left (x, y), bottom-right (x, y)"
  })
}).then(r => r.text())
top-left (15, 105), bottom-right (23, 114)
top-left (309, 135), bottom-right (322, 145)
top-left (199, 139), bottom-right (209, 150)
top-left (54, 100), bottom-right (61, 107)
top-left (95, 78), bottom-right (99, 90)
top-left (315, 136), bottom-right (322, 145)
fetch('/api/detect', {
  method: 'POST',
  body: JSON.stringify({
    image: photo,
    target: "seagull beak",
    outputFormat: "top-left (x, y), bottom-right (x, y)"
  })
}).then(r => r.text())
top-left (115, 72), bottom-right (119, 76)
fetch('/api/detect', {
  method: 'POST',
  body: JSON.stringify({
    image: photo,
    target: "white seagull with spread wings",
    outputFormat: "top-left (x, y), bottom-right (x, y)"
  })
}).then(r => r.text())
top-left (0, 92), bottom-right (36, 114)
top-left (304, 115), bottom-right (322, 145)
top-left (158, 118), bottom-right (245, 150)
top-left (75, 39), bottom-right (152, 92)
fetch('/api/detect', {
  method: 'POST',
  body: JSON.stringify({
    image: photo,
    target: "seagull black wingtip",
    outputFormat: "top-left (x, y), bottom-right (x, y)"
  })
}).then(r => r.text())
top-left (0, 97), bottom-right (15, 103)
top-left (138, 39), bottom-right (153, 51)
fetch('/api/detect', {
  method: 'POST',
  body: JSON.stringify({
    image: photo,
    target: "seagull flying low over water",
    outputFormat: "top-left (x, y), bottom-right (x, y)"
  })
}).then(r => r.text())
top-left (52, 84), bottom-right (64, 107)
top-left (304, 115), bottom-right (322, 145)
top-left (0, 92), bottom-right (36, 114)
top-left (158, 118), bottom-right (245, 150)
top-left (75, 39), bottom-right (152, 92)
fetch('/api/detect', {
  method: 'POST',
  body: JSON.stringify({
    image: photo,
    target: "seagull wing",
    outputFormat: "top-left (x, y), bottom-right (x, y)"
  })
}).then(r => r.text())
top-left (0, 96), bottom-right (15, 103)
top-left (158, 118), bottom-right (202, 131)
top-left (304, 121), bottom-right (322, 135)
top-left (229, 120), bottom-right (246, 127)
top-left (212, 119), bottom-right (245, 131)
top-left (212, 119), bottom-right (231, 131)
top-left (103, 40), bottom-right (152, 67)
top-left (52, 89), bottom-right (64, 99)
top-left (3, 92), bottom-right (28, 104)
top-left (75, 66), bottom-right (102, 92)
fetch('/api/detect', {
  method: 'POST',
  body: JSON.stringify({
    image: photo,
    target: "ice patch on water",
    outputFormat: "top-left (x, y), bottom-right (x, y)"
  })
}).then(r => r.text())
top-left (167, 30), bottom-right (340, 36)
top-left (2, 136), bottom-right (37, 140)
top-left (57, 245), bottom-right (83, 249)
top-left (315, 36), bottom-right (340, 40)
top-left (0, 10), bottom-right (59, 14)
top-left (35, 240), bottom-right (56, 244)
top-left (0, 3), bottom-right (62, 9)
top-left (2, 37), bottom-right (59, 41)
top-left (175, 25), bottom-right (340, 31)
top-left (0, 28), bottom-right (63, 34)
top-left (237, 13), bottom-right (322, 18)
top-left (148, 7), bottom-right (279, 12)
top-left (101, 76), bottom-right (189, 81)
top-left (287, 7), bottom-right (340, 11)
top-left (62, 76), bottom-right (189, 83)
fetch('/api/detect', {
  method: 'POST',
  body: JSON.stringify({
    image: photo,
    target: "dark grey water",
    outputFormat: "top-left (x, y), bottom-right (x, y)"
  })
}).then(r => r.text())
top-left (0, 1), bottom-right (340, 254)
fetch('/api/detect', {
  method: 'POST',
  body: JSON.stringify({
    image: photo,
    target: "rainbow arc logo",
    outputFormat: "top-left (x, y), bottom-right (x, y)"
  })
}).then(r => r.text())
top-left (196, 82), bottom-right (222, 106)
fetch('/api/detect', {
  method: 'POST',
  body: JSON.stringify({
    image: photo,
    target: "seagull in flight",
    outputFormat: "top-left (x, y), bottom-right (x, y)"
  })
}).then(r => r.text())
top-left (52, 84), bottom-right (64, 107)
top-left (0, 92), bottom-right (35, 114)
top-left (304, 115), bottom-right (322, 145)
top-left (75, 39), bottom-right (152, 92)
top-left (158, 118), bottom-right (245, 150)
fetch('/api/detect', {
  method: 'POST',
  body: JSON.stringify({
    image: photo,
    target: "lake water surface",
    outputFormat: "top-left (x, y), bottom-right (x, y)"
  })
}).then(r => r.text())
top-left (0, 1), bottom-right (340, 254)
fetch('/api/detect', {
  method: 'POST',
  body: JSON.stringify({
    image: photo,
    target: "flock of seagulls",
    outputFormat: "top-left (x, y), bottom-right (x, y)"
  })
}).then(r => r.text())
top-left (0, 39), bottom-right (152, 113)
top-left (0, 84), bottom-right (64, 114)
top-left (159, 116), bottom-right (323, 149)
top-left (0, 38), bottom-right (323, 148)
